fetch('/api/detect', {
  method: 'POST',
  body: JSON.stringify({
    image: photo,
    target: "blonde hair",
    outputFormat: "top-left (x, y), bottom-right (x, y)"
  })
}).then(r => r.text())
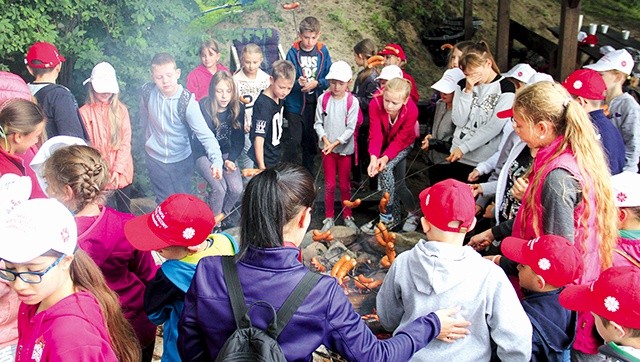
top-left (85, 90), bottom-right (124, 148)
top-left (241, 43), bottom-right (263, 59)
top-left (271, 60), bottom-right (296, 82)
top-left (459, 41), bottom-right (501, 74)
top-left (43, 145), bottom-right (110, 212)
top-left (203, 71), bottom-right (242, 131)
top-left (384, 77), bottom-right (412, 101)
top-left (514, 81), bottom-right (617, 269)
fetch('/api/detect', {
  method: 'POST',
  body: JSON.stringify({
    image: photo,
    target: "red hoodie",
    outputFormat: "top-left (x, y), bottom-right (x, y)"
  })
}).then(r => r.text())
top-left (16, 291), bottom-right (117, 362)
top-left (186, 63), bottom-right (231, 101)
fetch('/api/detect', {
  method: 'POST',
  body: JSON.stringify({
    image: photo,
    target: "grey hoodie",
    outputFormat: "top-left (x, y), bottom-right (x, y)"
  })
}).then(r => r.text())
top-left (377, 240), bottom-right (532, 361)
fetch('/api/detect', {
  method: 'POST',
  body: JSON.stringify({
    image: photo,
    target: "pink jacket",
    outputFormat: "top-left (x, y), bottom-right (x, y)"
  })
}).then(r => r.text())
top-left (368, 95), bottom-right (418, 161)
top-left (16, 291), bottom-right (118, 362)
top-left (79, 102), bottom-right (133, 189)
top-left (76, 207), bottom-right (158, 347)
top-left (0, 146), bottom-right (46, 198)
top-left (512, 136), bottom-right (602, 354)
top-left (614, 236), bottom-right (640, 267)
top-left (186, 63), bottom-right (231, 101)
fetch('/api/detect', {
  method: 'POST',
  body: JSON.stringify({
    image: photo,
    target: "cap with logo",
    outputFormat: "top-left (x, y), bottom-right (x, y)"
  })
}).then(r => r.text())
top-left (611, 171), bottom-right (640, 207)
top-left (584, 49), bottom-right (634, 75)
top-left (502, 63), bottom-right (536, 84)
top-left (561, 68), bottom-right (607, 100)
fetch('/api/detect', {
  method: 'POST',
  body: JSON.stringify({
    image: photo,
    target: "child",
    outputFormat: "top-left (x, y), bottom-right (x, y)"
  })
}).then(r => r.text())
top-left (283, 16), bottom-right (332, 174)
top-left (0, 99), bottom-right (47, 198)
top-left (233, 43), bottom-right (271, 170)
top-left (376, 179), bottom-right (532, 361)
top-left (352, 39), bottom-right (379, 185)
top-left (42, 144), bottom-right (158, 361)
top-left (375, 64), bottom-right (404, 91)
top-left (562, 68), bottom-right (626, 175)
top-left (249, 60), bottom-right (296, 169)
top-left (178, 163), bottom-right (470, 361)
top-left (442, 41), bottom-right (516, 183)
top-left (24, 41), bottom-right (88, 140)
top-left (378, 43), bottom-right (420, 103)
top-left (468, 82), bottom-right (619, 360)
top-left (500, 234), bottom-right (584, 361)
top-left (501, 63), bottom-right (536, 89)
top-left (421, 68), bottom-right (466, 166)
top-left (447, 41), bottom-right (475, 69)
top-left (585, 49), bottom-right (640, 172)
top-left (186, 38), bottom-right (230, 101)
top-left (79, 62), bottom-right (135, 212)
top-left (196, 71), bottom-right (245, 226)
top-left (313, 61), bottom-right (360, 232)
top-left (560, 267), bottom-right (640, 361)
top-left (140, 52), bottom-right (223, 204)
top-left (0, 198), bottom-right (141, 361)
top-left (611, 171), bottom-right (640, 268)
top-left (361, 78), bottom-right (420, 233)
top-left (125, 194), bottom-right (236, 362)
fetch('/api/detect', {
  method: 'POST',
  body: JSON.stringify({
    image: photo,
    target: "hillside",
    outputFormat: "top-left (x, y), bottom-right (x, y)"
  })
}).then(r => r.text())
top-left (209, 0), bottom-right (639, 97)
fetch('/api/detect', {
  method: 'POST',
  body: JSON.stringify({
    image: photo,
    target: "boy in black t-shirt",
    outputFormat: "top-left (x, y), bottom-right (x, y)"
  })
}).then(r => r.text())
top-left (250, 60), bottom-right (296, 169)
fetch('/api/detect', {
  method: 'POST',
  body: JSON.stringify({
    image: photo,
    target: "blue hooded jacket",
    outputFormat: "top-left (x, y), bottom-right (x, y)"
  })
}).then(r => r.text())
top-left (284, 41), bottom-right (332, 115)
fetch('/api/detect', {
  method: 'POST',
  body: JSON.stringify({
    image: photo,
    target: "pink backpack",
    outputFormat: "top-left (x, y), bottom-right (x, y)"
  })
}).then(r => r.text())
top-left (321, 92), bottom-right (364, 164)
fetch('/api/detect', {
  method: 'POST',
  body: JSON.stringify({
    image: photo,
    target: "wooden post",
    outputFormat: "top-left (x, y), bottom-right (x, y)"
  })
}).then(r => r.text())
top-left (495, 0), bottom-right (511, 71)
top-left (464, 0), bottom-right (473, 40)
top-left (556, 0), bottom-right (581, 80)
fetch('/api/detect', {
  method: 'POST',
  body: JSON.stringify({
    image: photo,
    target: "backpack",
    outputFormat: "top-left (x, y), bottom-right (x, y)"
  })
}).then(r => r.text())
top-left (216, 257), bottom-right (321, 362)
top-left (141, 82), bottom-right (197, 152)
top-left (321, 92), bottom-right (364, 164)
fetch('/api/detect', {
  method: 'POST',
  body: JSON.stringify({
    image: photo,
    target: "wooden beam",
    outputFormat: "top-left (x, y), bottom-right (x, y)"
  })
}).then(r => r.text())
top-left (556, 0), bottom-right (580, 80)
top-left (495, 0), bottom-right (510, 72)
top-left (464, 0), bottom-right (473, 40)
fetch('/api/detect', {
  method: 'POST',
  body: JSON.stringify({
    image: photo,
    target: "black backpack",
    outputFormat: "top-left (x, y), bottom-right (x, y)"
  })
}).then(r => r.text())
top-left (215, 256), bottom-right (321, 362)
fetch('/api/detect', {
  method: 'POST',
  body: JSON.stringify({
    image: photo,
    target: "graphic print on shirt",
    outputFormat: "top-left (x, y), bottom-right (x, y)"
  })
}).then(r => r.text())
top-left (300, 55), bottom-right (318, 82)
top-left (31, 336), bottom-right (45, 362)
top-left (458, 93), bottom-right (501, 140)
top-left (255, 107), bottom-right (283, 147)
top-left (236, 79), bottom-right (270, 109)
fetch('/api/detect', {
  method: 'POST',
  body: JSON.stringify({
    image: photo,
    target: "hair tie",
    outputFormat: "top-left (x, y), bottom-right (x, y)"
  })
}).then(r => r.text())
top-left (563, 97), bottom-right (571, 107)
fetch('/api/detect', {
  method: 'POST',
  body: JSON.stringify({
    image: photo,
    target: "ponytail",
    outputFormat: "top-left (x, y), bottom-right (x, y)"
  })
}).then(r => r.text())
top-left (459, 40), bottom-right (501, 74)
top-left (69, 250), bottom-right (142, 362)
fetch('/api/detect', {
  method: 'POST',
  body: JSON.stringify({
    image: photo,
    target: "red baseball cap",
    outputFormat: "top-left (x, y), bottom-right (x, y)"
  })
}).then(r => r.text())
top-left (419, 179), bottom-right (475, 233)
top-left (25, 42), bottom-right (66, 69)
top-left (559, 266), bottom-right (640, 329)
top-left (124, 194), bottom-right (215, 251)
top-left (561, 68), bottom-right (606, 100)
top-left (379, 44), bottom-right (406, 61)
top-left (502, 235), bottom-right (584, 287)
top-left (496, 108), bottom-right (514, 119)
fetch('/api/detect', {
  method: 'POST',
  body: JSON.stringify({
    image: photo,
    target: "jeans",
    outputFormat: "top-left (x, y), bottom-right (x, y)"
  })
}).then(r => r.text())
top-left (195, 155), bottom-right (243, 222)
top-left (322, 152), bottom-right (352, 218)
top-left (146, 153), bottom-right (194, 204)
top-left (237, 132), bottom-right (254, 170)
top-left (283, 106), bottom-right (318, 174)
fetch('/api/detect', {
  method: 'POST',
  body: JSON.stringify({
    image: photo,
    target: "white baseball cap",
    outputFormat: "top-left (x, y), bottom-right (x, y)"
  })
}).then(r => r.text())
top-left (325, 61), bottom-right (353, 82)
top-left (502, 63), bottom-right (536, 84)
top-left (83, 62), bottom-right (120, 94)
top-left (0, 174), bottom-right (31, 214)
top-left (30, 136), bottom-right (87, 195)
top-left (612, 171), bottom-right (640, 207)
top-left (528, 72), bottom-right (554, 84)
top-left (584, 49), bottom-right (634, 75)
top-left (0, 198), bottom-right (77, 263)
top-left (376, 65), bottom-right (403, 81)
top-left (431, 68), bottom-right (465, 94)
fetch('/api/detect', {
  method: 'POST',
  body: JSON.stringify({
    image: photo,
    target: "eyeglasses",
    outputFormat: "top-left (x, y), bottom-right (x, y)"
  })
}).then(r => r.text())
top-left (0, 255), bottom-right (65, 284)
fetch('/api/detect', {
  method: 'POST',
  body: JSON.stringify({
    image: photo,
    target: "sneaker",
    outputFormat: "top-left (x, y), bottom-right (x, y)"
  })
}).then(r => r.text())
top-left (343, 216), bottom-right (359, 234)
top-left (321, 218), bottom-right (334, 232)
top-left (360, 213), bottom-right (394, 235)
top-left (402, 212), bottom-right (421, 232)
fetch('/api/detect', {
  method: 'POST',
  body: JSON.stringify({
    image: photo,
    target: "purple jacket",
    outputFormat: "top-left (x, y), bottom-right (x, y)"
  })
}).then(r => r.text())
top-left (178, 246), bottom-right (441, 361)
top-left (76, 206), bottom-right (158, 347)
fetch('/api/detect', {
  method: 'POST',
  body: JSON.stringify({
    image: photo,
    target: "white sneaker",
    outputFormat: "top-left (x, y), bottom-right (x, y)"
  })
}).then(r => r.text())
top-left (321, 218), bottom-right (334, 232)
top-left (343, 216), bottom-right (359, 234)
top-left (402, 212), bottom-right (420, 232)
top-left (360, 214), bottom-right (394, 235)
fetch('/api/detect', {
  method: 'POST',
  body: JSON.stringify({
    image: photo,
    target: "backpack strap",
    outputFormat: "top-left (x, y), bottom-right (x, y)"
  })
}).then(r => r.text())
top-left (273, 271), bottom-right (321, 338)
top-left (321, 91), bottom-right (330, 116)
top-left (141, 82), bottom-right (154, 107)
top-left (614, 248), bottom-right (640, 268)
top-left (177, 88), bottom-right (192, 126)
top-left (222, 256), bottom-right (249, 328)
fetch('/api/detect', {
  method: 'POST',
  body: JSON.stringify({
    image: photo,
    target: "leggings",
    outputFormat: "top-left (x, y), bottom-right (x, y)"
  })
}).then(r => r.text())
top-left (379, 146), bottom-right (416, 218)
top-left (322, 152), bottom-right (352, 218)
top-left (195, 155), bottom-right (243, 218)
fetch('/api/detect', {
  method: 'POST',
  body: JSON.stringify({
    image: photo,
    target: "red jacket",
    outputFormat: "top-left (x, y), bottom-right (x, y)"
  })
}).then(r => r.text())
top-left (402, 70), bottom-right (420, 104)
top-left (368, 95), bottom-right (418, 161)
top-left (16, 291), bottom-right (118, 362)
top-left (186, 64), bottom-right (231, 101)
top-left (0, 146), bottom-right (46, 199)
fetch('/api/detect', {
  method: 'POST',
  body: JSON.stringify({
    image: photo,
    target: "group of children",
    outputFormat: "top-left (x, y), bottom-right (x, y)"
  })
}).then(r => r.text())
top-left (1, 11), bottom-right (640, 362)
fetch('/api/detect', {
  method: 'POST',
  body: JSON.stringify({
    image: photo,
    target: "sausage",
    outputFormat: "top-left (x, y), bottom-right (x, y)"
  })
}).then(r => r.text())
top-left (374, 229), bottom-right (387, 247)
top-left (367, 60), bottom-right (385, 69)
top-left (367, 55), bottom-right (385, 65)
top-left (312, 230), bottom-right (332, 241)
top-left (336, 259), bottom-right (357, 285)
top-left (380, 255), bottom-right (391, 268)
top-left (310, 257), bottom-right (326, 273)
top-left (440, 43), bottom-right (454, 50)
top-left (331, 255), bottom-right (351, 277)
top-left (364, 279), bottom-right (383, 289)
top-left (342, 198), bottom-right (362, 209)
top-left (214, 213), bottom-right (225, 224)
top-left (357, 274), bottom-right (374, 283)
top-left (386, 242), bottom-right (396, 264)
top-left (241, 168), bottom-right (263, 177)
top-left (353, 278), bottom-right (367, 290)
top-left (239, 96), bottom-right (250, 104)
top-left (377, 222), bottom-right (389, 242)
top-left (379, 192), bottom-right (390, 214)
top-left (282, 1), bottom-right (300, 9)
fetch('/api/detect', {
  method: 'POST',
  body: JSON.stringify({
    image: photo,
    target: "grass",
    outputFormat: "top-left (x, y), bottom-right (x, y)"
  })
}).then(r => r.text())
top-left (581, 0), bottom-right (640, 32)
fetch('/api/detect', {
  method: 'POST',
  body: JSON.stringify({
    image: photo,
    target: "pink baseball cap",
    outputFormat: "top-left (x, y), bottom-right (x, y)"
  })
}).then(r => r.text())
top-left (419, 179), bottom-right (475, 233)
top-left (125, 194), bottom-right (215, 251)
top-left (502, 234), bottom-right (584, 287)
top-left (560, 266), bottom-right (640, 329)
top-left (25, 42), bottom-right (66, 69)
